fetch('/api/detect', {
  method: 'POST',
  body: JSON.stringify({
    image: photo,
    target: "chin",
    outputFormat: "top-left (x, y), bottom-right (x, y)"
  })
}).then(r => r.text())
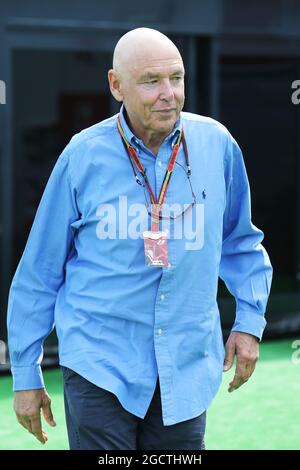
top-left (154, 125), bottom-right (171, 134)
top-left (156, 117), bottom-right (176, 128)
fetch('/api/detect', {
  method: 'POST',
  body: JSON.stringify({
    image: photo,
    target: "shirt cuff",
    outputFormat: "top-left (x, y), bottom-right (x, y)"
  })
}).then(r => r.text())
top-left (231, 311), bottom-right (267, 341)
top-left (11, 365), bottom-right (45, 391)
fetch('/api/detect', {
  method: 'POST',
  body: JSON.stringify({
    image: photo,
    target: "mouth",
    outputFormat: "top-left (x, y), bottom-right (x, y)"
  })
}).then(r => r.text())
top-left (154, 109), bottom-right (176, 114)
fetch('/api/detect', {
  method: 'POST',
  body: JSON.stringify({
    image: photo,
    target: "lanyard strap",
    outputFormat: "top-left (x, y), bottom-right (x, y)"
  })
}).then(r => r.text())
top-left (117, 114), bottom-right (190, 231)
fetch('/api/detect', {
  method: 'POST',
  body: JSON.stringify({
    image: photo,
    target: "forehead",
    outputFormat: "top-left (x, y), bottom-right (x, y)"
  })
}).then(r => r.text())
top-left (131, 58), bottom-right (185, 79)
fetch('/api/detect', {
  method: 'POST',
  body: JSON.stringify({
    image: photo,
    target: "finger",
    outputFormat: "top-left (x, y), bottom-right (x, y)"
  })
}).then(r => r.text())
top-left (228, 359), bottom-right (246, 392)
top-left (30, 414), bottom-right (47, 444)
top-left (235, 353), bottom-right (257, 383)
top-left (42, 398), bottom-right (56, 427)
top-left (223, 342), bottom-right (235, 372)
top-left (228, 360), bottom-right (251, 392)
top-left (223, 358), bottom-right (234, 372)
top-left (228, 373), bottom-right (246, 392)
top-left (17, 415), bottom-right (33, 434)
top-left (246, 356), bottom-right (258, 378)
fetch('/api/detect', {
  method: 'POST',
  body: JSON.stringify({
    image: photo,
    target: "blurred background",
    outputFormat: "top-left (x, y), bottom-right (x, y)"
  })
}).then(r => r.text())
top-left (0, 0), bottom-right (300, 450)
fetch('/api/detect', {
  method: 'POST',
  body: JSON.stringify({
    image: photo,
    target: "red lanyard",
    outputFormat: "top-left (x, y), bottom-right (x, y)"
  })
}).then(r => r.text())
top-left (117, 115), bottom-right (190, 231)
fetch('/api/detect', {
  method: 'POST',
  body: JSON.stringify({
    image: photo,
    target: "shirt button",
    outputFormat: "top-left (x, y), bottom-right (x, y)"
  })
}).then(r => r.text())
top-left (158, 161), bottom-right (162, 167)
top-left (157, 329), bottom-right (163, 336)
top-left (160, 294), bottom-right (165, 301)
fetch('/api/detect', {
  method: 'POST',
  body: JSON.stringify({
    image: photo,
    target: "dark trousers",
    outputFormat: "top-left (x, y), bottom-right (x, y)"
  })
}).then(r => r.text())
top-left (62, 366), bottom-right (206, 450)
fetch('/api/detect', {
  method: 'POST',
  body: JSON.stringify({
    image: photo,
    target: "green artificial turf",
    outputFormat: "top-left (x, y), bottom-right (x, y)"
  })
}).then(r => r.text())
top-left (0, 338), bottom-right (299, 450)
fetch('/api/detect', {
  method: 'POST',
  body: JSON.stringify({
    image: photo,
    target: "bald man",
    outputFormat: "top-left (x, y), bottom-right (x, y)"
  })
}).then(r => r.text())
top-left (8, 28), bottom-right (272, 450)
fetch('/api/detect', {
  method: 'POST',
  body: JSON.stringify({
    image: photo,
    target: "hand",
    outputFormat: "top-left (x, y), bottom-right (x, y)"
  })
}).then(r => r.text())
top-left (223, 331), bottom-right (259, 393)
top-left (14, 388), bottom-right (56, 444)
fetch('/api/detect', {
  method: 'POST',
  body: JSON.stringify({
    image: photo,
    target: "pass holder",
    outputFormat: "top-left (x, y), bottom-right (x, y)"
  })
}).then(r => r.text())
top-left (143, 230), bottom-right (169, 267)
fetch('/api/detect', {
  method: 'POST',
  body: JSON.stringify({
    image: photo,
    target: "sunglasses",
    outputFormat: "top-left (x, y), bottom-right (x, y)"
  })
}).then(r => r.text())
top-left (139, 161), bottom-right (197, 220)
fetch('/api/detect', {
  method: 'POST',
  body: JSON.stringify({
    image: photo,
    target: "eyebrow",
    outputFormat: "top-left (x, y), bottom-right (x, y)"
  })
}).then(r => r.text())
top-left (139, 70), bottom-right (185, 81)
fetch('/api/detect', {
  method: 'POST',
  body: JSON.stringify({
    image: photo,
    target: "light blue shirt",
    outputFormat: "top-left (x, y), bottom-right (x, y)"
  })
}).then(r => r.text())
top-left (7, 105), bottom-right (272, 425)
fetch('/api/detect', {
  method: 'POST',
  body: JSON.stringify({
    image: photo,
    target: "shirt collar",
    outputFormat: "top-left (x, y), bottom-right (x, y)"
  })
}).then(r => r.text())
top-left (118, 104), bottom-right (182, 150)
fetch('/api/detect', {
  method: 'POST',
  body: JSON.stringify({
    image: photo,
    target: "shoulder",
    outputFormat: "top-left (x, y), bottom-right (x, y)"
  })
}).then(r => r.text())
top-left (181, 111), bottom-right (229, 137)
top-left (63, 113), bottom-right (118, 157)
top-left (52, 113), bottom-right (118, 186)
top-left (181, 111), bottom-right (234, 158)
top-left (56, 113), bottom-right (118, 181)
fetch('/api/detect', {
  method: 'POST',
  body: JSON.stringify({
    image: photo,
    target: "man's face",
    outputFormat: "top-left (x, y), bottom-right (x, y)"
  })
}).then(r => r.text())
top-left (120, 55), bottom-right (185, 136)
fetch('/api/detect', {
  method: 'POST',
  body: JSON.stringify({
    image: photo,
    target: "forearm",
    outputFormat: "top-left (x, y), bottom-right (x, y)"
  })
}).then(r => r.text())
top-left (7, 263), bottom-right (57, 390)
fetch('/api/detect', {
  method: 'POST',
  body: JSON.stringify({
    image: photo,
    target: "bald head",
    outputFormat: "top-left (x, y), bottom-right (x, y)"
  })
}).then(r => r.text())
top-left (112, 28), bottom-right (183, 78)
top-left (108, 28), bottom-right (185, 151)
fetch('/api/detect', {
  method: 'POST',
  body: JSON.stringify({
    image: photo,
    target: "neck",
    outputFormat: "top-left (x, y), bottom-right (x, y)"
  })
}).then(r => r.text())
top-left (142, 132), bottom-right (169, 156)
top-left (124, 109), bottom-right (173, 156)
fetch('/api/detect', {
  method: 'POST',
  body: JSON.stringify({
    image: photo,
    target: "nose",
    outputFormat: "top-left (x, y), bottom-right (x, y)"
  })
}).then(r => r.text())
top-left (159, 79), bottom-right (175, 101)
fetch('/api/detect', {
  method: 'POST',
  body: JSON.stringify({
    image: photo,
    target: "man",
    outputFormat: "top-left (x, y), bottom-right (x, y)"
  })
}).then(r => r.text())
top-left (7, 28), bottom-right (272, 450)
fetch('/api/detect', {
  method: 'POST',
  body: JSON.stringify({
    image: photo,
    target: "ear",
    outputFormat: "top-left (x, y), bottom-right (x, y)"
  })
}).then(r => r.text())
top-left (108, 69), bottom-right (123, 102)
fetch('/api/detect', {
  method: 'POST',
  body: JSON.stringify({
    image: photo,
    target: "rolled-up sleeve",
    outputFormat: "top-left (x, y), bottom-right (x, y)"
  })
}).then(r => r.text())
top-left (7, 149), bottom-right (80, 390)
top-left (219, 133), bottom-right (273, 341)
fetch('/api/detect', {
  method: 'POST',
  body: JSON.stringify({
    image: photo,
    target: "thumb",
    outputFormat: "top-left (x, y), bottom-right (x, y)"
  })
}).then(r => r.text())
top-left (42, 397), bottom-right (56, 427)
top-left (223, 341), bottom-right (235, 372)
